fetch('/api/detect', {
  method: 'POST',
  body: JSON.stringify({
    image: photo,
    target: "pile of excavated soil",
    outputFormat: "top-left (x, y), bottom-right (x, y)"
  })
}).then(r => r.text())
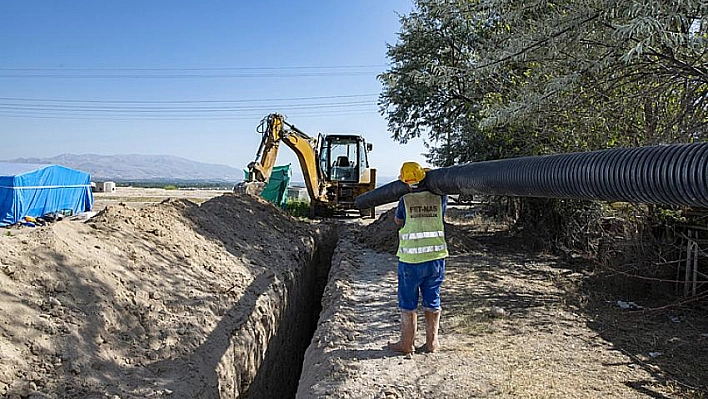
top-left (357, 208), bottom-right (482, 254)
top-left (0, 194), bottom-right (323, 398)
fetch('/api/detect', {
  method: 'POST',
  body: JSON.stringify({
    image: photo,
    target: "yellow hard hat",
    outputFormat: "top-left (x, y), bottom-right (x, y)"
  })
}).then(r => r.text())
top-left (399, 161), bottom-right (427, 185)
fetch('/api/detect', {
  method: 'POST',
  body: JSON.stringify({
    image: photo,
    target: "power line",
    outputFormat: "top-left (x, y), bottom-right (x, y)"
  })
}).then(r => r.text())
top-left (0, 100), bottom-right (374, 112)
top-left (0, 65), bottom-right (387, 79)
top-left (0, 65), bottom-right (387, 71)
top-left (0, 71), bottom-right (380, 78)
top-left (0, 93), bottom-right (378, 104)
top-left (0, 90), bottom-right (381, 119)
top-left (0, 108), bottom-right (378, 121)
top-left (0, 68), bottom-right (385, 118)
top-left (0, 64), bottom-right (388, 79)
top-left (0, 96), bottom-right (379, 118)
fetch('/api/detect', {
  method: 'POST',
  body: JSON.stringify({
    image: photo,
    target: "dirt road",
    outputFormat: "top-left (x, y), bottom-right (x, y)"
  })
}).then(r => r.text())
top-left (297, 217), bottom-right (708, 398)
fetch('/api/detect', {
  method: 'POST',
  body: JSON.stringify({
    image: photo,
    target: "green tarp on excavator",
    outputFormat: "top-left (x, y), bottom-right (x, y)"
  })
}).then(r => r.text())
top-left (244, 164), bottom-right (291, 209)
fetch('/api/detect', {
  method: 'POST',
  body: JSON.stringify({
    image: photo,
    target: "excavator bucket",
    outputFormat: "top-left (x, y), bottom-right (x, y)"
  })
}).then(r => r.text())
top-left (233, 181), bottom-right (267, 197)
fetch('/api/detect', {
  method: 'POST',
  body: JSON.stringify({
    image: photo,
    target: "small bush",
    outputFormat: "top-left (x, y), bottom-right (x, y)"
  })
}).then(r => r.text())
top-left (286, 200), bottom-right (311, 218)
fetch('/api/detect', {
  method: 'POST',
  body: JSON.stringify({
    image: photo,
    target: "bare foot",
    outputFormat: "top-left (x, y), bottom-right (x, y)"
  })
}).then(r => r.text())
top-left (388, 340), bottom-right (413, 354)
top-left (415, 343), bottom-right (439, 354)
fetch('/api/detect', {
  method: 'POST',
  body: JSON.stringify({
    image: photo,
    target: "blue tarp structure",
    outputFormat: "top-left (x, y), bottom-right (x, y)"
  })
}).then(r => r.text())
top-left (0, 163), bottom-right (94, 226)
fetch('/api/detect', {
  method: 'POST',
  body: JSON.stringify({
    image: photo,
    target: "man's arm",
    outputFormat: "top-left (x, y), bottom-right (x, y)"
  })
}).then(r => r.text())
top-left (394, 197), bottom-right (405, 226)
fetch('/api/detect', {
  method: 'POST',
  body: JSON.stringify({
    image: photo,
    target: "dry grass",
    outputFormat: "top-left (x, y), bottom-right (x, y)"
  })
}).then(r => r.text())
top-left (440, 212), bottom-right (708, 398)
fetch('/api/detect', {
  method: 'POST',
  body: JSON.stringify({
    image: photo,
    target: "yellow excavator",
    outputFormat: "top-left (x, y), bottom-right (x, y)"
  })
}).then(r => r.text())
top-left (237, 113), bottom-right (377, 217)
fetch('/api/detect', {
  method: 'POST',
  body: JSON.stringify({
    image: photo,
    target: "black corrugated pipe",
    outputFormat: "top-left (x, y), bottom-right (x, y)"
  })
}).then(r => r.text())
top-left (355, 142), bottom-right (708, 209)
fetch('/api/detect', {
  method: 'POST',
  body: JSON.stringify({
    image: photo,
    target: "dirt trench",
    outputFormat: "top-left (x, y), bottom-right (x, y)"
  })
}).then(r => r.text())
top-left (236, 225), bottom-right (337, 398)
top-left (0, 194), bottom-right (342, 399)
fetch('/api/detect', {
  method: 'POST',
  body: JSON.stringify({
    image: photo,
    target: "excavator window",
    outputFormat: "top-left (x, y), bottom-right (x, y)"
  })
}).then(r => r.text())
top-left (321, 135), bottom-right (365, 182)
top-left (319, 140), bottom-right (330, 180)
top-left (330, 143), bottom-right (357, 181)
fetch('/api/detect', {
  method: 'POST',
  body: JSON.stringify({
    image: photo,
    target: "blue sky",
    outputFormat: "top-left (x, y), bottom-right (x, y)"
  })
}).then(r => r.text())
top-left (0, 0), bottom-right (427, 182)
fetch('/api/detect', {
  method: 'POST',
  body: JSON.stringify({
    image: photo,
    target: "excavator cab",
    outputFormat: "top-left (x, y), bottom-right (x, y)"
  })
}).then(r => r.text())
top-left (319, 135), bottom-right (373, 183)
top-left (317, 134), bottom-right (376, 216)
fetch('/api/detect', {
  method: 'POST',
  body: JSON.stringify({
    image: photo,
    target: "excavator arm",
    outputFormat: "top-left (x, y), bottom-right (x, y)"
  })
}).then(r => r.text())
top-left (279, 127), bottom-right (327, 203)
top-left (245, 114), bottom-right (285, 183)
top-left (241, 113), bottom-right (327, 203)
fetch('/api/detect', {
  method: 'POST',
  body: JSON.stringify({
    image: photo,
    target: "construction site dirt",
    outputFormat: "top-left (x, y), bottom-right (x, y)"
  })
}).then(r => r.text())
top-left (0, 188), bottom-right (706, 398)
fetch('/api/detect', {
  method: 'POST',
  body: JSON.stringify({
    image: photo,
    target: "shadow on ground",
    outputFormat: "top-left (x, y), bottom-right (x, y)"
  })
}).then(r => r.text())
top-left (443, 225), bottom-right (708, 397)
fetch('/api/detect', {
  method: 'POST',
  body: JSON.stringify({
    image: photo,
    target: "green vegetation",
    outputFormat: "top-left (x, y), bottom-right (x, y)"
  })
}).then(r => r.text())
top-left (380, 0), bottom-right (708, 287)
top-left (286, 200), bottom-right (311, 218)
top-left (380, 0), bottom-right (706, 165)
top-left (163, 185), bottom-right (179, 190)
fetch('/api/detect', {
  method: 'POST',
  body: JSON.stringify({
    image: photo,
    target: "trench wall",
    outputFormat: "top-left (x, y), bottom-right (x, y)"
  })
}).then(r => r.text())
top-left (295, 230), bottom-right (372, 398)
top-left (213, 224), bottom-right (337, 399)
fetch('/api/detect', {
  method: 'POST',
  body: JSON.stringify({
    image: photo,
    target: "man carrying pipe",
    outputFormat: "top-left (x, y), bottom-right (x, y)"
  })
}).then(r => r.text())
top-left (389, 161), bottom-right (449, 355)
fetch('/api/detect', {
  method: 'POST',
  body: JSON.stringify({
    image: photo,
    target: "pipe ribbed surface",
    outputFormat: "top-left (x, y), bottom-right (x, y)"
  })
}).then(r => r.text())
top-left (355, 142), bottom-right (708, 209)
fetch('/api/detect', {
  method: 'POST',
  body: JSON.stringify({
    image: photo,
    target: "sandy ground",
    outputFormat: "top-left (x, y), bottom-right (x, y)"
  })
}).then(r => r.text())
top-left (297, 215), bottom-right (708, 398)
top-left (1, 192), bottom-right (325, 398)
top-left (0, 188), bottom-right (706, 398)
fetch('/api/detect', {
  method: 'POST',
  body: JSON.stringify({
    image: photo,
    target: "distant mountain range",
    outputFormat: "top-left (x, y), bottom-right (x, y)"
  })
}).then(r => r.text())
top-left (4, 154), bottom-right (398, 186)
top-left (5, 154), bottom-right (245, 183)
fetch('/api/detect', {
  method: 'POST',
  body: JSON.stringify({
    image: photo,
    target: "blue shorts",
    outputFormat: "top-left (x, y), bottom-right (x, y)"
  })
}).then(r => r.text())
top-left (397, 258), bottom-right (445, 312)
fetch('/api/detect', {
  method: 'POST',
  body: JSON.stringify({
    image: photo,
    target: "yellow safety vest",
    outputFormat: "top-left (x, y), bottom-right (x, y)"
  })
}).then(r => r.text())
top-left (396, 191), bottom-right (448, 263)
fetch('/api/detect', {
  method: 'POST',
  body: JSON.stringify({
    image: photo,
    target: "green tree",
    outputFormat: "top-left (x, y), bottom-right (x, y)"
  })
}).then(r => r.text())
top-left (380, 0), bottom-right (708, 255)
top-left (379, 0), bottom-right (515, 164)
top-left (380, 0), bottom-right (708, 162)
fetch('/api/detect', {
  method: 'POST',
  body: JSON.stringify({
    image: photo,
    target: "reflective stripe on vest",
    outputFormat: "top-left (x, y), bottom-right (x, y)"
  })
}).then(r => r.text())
top-left (400, 231), bottom-right (445, 240)
top-left (399, 245), bottom-right (447, 254)
top-left (397, 191), bottom-right (449, 263)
